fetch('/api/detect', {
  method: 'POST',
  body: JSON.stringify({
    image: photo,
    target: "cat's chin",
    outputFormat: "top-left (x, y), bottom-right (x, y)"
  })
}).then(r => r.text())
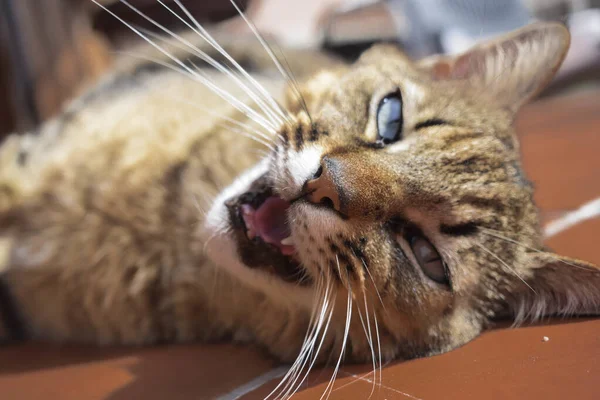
top-left (203, 160), bottom-right (314, 307)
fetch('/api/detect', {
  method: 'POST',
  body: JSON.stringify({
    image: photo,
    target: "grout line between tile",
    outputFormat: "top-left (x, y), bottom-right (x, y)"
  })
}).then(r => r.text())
top-left (333, 370), bottom-right (375, 392)
top-left (338, 370), bottom-right (423, 400)
top-left (544, 197), bottom-right (600, 238)
top-left (216, 366), bottom-right (288, 400)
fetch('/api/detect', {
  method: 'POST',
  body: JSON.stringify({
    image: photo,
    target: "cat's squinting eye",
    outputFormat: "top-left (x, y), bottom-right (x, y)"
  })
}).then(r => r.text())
top-left (408, 233), bottom-right (449, 285)
top-left (376, 93), bottom-right (403, 145)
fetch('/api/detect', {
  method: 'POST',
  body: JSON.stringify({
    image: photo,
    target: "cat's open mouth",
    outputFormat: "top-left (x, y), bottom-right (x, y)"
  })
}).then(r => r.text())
top-left (225, 175), bottom-right (307, 284)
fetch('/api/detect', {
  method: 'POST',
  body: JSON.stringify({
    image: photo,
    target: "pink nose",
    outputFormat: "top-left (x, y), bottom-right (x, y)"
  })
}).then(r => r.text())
top-left (304, 164), bottom-right (342, 212)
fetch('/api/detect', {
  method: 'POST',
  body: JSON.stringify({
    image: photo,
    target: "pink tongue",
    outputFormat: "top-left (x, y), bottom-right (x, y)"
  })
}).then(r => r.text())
top-left (250, 197), bottom-right (295, 255)
top-left (255, 197), bottom-right (290, 242)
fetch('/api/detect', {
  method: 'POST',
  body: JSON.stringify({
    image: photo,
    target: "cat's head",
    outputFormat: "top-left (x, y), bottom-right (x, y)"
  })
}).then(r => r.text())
top-left (205, 23), bottom-right (600, 362)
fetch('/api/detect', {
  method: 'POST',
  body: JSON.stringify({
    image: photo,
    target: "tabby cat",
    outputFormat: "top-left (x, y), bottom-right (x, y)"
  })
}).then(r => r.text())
top-left (0, 7), bottom-right (598, 397)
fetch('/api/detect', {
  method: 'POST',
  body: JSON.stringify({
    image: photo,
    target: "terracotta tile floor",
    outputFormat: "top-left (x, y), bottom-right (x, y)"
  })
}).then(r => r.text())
top-left (0, 88), bottom-right (598, 400)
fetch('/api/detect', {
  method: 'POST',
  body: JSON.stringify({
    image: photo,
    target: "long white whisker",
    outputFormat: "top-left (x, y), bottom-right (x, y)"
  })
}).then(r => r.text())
top-left (120, 1), bottom-right (284, 128)
top-left (202, 229), bottom-right (227, 255)
top-left (228, 0), bottom-right (310, 122)
top-left (279, 285), bottom-right (327, 398)
top-left (269, 277), bottom-right (334, 400)
top-left (191, 193), bottom-right (208, 217)
top-left (373, 310), bottom-right (383, 390)
top-left (280, 277), bottom-right (336, 400)
top-left (475, 242), bottom-right (536, 294)
top-left (355, 293), bottom-right (376, 399)
top-left (321, 283), bottom-right (352, 400)
top-left (357, 254), bottom-right (386, 311)
top-left (162, 0), bottom-right (291, 124)
top-left (136, 33), bottom-right (281, 130)
top-left (91, 0), bottom-right (278, 133)
top-left (192, 186), bottom-right (218, 219)
top-left (225, 126), bottom-right (275, 151)
top-left (186, 58), bottom-right (278, 147)
top-left (480, 228), bottom-right (597, 271)
top-left (267, 278), bottom-right (324, 400)
top-left (270, 42), bottom-right (313, 122)
top-left (362, 293), bottom-right (377, 399)
top-left (112, 51), bottom-right (276, 148)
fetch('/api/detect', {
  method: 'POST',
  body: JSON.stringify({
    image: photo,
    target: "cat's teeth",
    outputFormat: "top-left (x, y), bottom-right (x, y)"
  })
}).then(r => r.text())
top-left (247, 229), bottom-right (256, 240)
top-left (280, 236), bottom-right (293, 246)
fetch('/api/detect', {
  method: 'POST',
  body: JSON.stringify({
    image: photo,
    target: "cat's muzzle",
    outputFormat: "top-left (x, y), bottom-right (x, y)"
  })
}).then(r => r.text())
top-left (225, 174), bottom-right (308, 284)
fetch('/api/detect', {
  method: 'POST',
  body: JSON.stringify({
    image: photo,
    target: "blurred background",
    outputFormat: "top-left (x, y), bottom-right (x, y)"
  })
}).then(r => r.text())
top-left (1, 0), bottom-right (599, 139)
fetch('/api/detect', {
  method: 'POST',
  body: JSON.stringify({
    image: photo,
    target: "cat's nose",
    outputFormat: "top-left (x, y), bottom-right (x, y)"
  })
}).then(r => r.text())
top-left (303, 159), bottom-right (342, 212)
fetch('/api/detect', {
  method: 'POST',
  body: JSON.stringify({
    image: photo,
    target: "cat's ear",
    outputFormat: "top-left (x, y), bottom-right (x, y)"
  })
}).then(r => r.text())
top-left (505, 252), bottom-right (600, 323)
top-left (418, 22), bottom-right (570, 111)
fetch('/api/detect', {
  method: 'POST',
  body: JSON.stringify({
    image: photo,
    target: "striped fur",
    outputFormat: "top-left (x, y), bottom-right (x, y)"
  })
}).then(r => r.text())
top-left (0, 21), bottom-right (597, 380)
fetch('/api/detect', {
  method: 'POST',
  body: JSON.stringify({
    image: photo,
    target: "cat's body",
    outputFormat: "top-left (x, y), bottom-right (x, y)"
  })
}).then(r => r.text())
top-left (0, 35), bottom-right (316, 358)
top-left (0, 18), bottom-right (599, 392)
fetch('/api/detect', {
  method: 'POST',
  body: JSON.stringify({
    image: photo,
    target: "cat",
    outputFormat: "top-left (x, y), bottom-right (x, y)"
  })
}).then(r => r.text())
top-left (0, 5), bottom-right (598, 397)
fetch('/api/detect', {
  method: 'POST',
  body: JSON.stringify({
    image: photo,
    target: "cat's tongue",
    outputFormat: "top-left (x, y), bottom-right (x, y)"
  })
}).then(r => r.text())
top-left (241, 197), bottom-right (295, 255)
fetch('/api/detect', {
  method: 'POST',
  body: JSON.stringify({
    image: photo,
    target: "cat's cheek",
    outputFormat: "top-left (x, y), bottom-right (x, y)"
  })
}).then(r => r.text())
top-left (200, 159), bottom-right (273, 284)
top-left (200, 159), bottom-right (316, 309)
top-left (202, 214), bottom-right (315, 310)
top-left (288, 202), bottom-right (354, 279)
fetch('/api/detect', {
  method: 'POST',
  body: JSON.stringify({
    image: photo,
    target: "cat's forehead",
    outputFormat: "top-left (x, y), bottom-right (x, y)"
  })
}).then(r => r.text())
top-left (356, 44), bottom-right (419, 72)
top-left (315, 46), bottom-right (506, 130)
top-left (339, 45), bottom-right (426, 94)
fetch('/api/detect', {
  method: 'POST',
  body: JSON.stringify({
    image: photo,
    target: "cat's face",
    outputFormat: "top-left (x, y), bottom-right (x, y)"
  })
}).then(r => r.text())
top-left (205, 23), bottom-right (600, 362)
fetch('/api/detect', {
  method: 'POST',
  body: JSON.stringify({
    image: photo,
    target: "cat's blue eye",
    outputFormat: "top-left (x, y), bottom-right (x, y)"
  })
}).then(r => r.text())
top-left (376, 93), bottom-right (403, 144)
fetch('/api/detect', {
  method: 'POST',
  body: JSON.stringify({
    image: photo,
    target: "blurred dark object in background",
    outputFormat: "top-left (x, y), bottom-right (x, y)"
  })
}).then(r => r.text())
top-left (0, 0), bottom-right (248, 139)
top-left (92, 0), bottom-right (250, 46)
top-left (0, 0), bottom-right (110, 136)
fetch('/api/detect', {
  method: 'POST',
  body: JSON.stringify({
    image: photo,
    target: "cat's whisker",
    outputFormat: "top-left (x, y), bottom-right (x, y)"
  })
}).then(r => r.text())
top-left (91, 1), bottom-right (279, 134)
top-left (480, 228), bottom-right (597, 271)
top-left (357, 254), bottom-right (386, 311)
top-left (270, 42), bottom-right (313, 123)
top-left (294, 276), bottom-right (334, 380)
top-left (112, 51), bottom-right (277, 148)
top-left (357, 292), bottom-right (377, 398)
top-left (276, 277), bottom-right (335, 400)
top-left (227, 0), bottom-right (312, 123)
top-left (373, 308), bottom-right (383, 390)
top-left (224, 126), bottom-right (275, 152)
top-left (293, 279), bottom-right (335, 397)
top-left (208, 264), bottom-right (223, 306)
top-left (121, 2), bottom-right (285, 129)
top-left (186, 60), bottom-right (276, 147)
top-left (191, 193), bottom-right (210, 218)
top-left (249, 149), bottom-right (270, 159)
top-left (163, 0), bottom-right (292, 126)
top-left (270, 276), bottom-right (325, 398)
top-left (321, 279), bottom-right (352, 400)
top-left (195, 191), bottom-right (220, 223)
top-left (334, 254), bottom-right (346, 287)
top-left (202, 229), bottom-right (228, 255)
top-left (268, 286), bottom-right (319, 400)
top-left (355, 301), bottom-right (374, 379)
top-left (284, 285), bottom-right (329, 397)
top-left (475, 242), bottom-right (536, 294)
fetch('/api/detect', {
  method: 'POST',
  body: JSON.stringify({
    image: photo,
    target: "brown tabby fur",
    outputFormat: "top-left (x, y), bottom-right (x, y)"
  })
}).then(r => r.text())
top-left (0, 22), bottom-right (598, 369)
